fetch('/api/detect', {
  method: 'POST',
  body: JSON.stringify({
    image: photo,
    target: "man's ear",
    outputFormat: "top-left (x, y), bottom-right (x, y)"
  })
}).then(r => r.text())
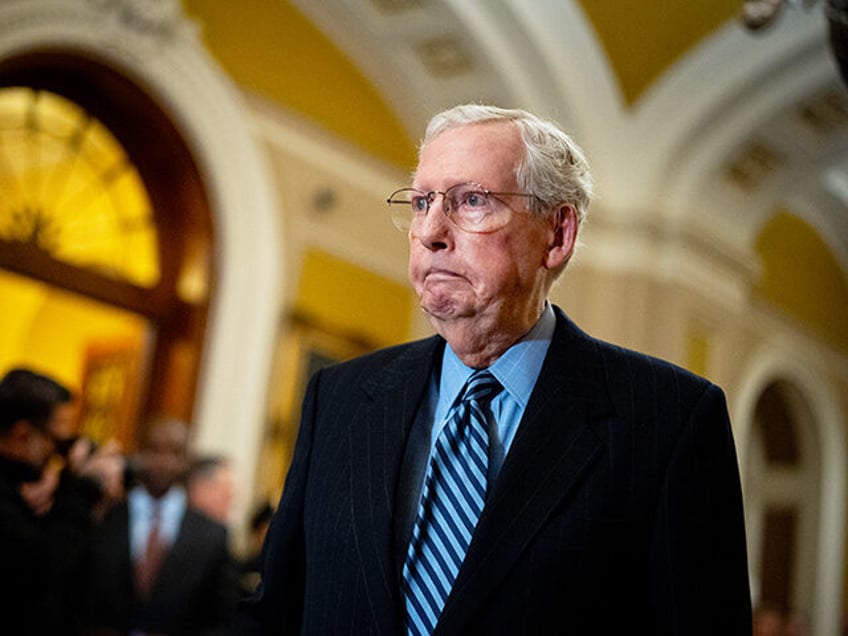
top-left (544, 204), bottom-right (578, 270)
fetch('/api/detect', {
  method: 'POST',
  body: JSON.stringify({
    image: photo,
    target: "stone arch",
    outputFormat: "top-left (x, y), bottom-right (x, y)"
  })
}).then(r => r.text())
top-left (735, 345), bottom-right (846, 636)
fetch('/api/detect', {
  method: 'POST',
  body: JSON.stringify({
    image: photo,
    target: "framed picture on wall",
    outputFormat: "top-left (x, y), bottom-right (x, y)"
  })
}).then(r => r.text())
top-left (258, 313), bottom-right (373, 504)
top-left (77, 339), bottom-right (145, 450)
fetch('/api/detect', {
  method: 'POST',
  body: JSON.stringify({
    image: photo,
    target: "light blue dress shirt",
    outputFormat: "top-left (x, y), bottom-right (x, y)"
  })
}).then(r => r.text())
top-left (128, 485), bottom-right (186, 560)
top-left (429, 302), bottom-right (556, 484)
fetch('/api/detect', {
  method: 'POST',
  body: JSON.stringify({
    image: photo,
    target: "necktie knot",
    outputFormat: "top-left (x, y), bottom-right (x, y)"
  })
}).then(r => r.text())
top-left (462, 369), bottom-right (501, 406)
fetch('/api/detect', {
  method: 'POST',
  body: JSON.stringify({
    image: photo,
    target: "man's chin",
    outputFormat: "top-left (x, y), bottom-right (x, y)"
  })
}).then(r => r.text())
top-left (420, 298), bottom-right (461, 323)
top-left (421, 301), bottom-right (484, 341)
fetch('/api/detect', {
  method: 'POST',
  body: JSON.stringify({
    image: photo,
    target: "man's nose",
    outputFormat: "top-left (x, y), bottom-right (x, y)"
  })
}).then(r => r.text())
top-left (413, 196), bottom-right (452, 248)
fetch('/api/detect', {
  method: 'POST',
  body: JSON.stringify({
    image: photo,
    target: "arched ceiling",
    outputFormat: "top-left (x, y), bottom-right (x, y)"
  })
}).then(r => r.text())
top-left (576, 1), bottom-right (743, 105)
top-left (182, 0), bottom-right (848, 352)
top-left (181, 0), bottom-right (416, 167)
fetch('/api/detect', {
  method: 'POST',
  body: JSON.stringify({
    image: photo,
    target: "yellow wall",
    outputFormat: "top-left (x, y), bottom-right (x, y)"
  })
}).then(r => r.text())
top-left (296, 248), bottom-right (413, 349)
top-left (686, 325), bottom-right (710, 379)
top-left (0, 269), bottom-right (148, 391)
top-left (185, 0), bottom-right (744, 136)
top-left (182, 0), bottom-right (417, 170)
top-left (577, 0), bottom-right (741, 105)
top-left (754, 211), bottom-right (848, 353)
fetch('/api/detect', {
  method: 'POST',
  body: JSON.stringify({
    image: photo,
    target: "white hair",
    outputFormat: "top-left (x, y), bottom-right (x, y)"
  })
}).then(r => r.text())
top-left (421, 104), bottom-right (594, 225)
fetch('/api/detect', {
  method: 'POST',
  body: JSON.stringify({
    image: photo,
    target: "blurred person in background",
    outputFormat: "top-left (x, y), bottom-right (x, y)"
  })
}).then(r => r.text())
top-left (238, 501), bottom-right (274, 595)
top-left (187, 454), bottom-right (237, 525)
top-left (0, 368), bottom-right (91, 634)
top-left (84, 417), bottom-right (239, 635)
top-left (6, 368), bottom-right (126, 520)
top-left (753, 604), bottom-right (784, 636)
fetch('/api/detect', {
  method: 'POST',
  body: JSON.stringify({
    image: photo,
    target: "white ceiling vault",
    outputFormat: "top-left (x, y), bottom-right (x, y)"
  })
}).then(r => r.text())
top-left (290, 0), bottom-right (848, 273)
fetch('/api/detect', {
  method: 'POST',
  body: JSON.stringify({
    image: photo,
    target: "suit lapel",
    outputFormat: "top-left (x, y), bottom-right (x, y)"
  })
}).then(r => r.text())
top-left (437, 310), bottom-right (613, 633)
top-left (349, 336), bottom-right (443, 634)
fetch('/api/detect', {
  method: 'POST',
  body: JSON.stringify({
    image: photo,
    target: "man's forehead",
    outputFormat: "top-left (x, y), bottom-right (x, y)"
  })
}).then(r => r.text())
top-left (423, 120), bottom-right (519, 151)
top-left (415, 122), bottom-right (522, 187)
top-left (144, 419), bottom-right (188, 448)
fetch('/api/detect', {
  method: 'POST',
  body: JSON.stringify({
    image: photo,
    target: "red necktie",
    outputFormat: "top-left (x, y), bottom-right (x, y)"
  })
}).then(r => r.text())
top-left (135, 503), bottom-right (167, 601)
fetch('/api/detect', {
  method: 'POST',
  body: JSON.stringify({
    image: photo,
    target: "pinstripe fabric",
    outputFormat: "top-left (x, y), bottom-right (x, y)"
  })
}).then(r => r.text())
top-left (235, 307), bottom-right (751, 635)
top-left (402, 370), bottom-right (502, 635)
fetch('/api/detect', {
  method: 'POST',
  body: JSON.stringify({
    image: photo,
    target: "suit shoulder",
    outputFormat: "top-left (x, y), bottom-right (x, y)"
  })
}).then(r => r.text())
top-left (184, 508), bottom-right (228, 538)
top-left (314, 335), bottom-right (442, 381)
top-left (599, 338), bottom-right (710, 386)
top-left (592, 339), bottom-right (730, 422)
top-left (552, 306), bottom-right (719, 399)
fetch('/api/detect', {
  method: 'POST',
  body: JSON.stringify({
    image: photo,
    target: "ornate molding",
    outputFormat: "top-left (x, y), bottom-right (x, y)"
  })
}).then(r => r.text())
top-left (741, 0), bottom-right (848, 88)
top-left (0, 0), bottom-right (199, 61)
top-left (741, 0), bottom-right (818, 31)
top-left (82, 0), bottom-right (196, 43)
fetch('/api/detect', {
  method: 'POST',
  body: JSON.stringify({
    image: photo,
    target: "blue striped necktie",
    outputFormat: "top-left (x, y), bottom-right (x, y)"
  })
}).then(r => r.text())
top-left (402, 369), bottom-right (502, 635)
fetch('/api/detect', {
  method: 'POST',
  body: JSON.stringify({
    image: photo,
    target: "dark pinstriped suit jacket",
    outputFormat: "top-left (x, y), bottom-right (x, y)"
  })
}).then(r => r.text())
top-left (238, 307), bottom-right (751, 634)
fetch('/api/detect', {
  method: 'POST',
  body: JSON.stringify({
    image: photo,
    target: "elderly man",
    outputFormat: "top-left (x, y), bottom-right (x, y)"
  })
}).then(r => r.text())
top-left (238, 104), bottom-right (751, 634)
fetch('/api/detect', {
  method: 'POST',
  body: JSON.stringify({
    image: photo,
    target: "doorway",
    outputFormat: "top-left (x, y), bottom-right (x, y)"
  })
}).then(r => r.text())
top-left (0, 52), bottom-right (213, 446)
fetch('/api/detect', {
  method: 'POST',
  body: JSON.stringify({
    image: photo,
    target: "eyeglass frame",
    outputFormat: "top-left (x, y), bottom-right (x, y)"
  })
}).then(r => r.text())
top-left (385, 182), bottom-right (540, 234)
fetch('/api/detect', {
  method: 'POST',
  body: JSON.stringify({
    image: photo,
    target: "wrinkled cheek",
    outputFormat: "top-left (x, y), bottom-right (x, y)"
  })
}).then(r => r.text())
top-left (408, 267), bottom-right (423, 295)
top-left (407, 258), bottom-right (424, 291)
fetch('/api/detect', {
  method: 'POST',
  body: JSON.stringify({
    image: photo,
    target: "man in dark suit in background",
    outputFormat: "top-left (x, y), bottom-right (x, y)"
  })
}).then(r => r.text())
top-left (0, 368), bottom-right (90, 635)
top-left (85, 417), bottom-right (238, 635)
top-left (238, 104), bottom-right (751, 634)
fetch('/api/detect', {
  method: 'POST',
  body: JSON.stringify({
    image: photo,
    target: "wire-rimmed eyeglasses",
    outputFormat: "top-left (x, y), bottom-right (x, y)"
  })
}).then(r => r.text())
top-left (386, 182), bottom-right (538, 234)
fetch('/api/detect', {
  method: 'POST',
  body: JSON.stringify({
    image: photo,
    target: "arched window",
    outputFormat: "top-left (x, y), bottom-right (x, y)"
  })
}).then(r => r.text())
top-left (747, 380), bottom-right (819, 624)
top-left (0, 52), bottom-right (213, 446)
top-left (0, 87), bottom-right (159, 287)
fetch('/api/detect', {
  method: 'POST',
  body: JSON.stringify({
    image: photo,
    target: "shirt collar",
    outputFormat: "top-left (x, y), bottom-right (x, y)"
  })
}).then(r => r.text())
top-left (129, 484), bottom-right (186, 518)
top-left (441, 302), bottom-right (556, 408)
